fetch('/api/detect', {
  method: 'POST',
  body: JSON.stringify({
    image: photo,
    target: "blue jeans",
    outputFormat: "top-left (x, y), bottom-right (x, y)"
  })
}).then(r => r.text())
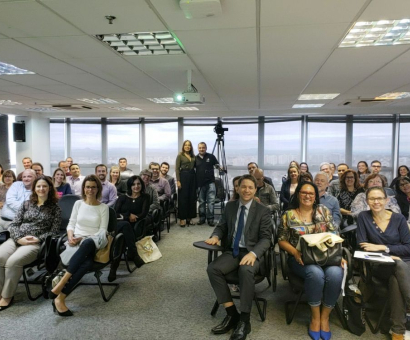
top-left (198, 182), bottom-right (216, 222)
top-left (288, 256), bottom-right (343, 308)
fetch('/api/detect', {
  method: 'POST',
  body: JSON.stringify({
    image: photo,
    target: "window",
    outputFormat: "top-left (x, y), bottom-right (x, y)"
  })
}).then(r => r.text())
top-left (307, 122), bottom-right (346, 175)
top-left (224, 124), bottom-right (258, 167)
top-left (50, 123), bottom-right (65, 167)
top-left (145, 122), bottom-right (178, 173)
top-left (184, 125), bottom-right (216, 155)
top-left (353, 123), bottom-right (393, 183)
top-left (107, 124), bottom-right (139, 173)
top-left (399, 123), bottom-right (410, 168)
top-left (70, 124), bottom-right (102, 175)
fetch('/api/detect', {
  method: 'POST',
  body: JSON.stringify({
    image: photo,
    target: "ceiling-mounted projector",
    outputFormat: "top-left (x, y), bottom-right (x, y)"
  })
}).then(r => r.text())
top-left (173, 92), bottom-right (205, 104)
top-left (179, 0), bottom-right (222, 19)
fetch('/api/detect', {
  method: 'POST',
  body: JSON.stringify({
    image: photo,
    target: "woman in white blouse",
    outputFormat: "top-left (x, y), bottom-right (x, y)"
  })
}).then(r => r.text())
top-left (50, 175), bottom-right (108, 316)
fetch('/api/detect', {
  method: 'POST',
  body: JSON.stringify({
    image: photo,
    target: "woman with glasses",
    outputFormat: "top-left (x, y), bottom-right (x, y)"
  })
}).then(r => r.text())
top-left (357, 187), bottom-right (410, 340)
top-left (351, 174), bottom-right (400, 218)
top-left (278, 182), bottom-right (344, 340)
top-left (395, 176), bottom-right (410, 220)
top-left (337, 169), bottom-right (364, 227)
top-left (49, 174), bottom-right (108, 316)
top-left (390, 165), bottom-right (410, 190)
top-left (0, 170), bottom-right (16, 212)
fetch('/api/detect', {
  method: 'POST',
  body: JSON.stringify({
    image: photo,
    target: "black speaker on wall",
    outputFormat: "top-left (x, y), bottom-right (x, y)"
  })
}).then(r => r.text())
top-left (13, 121), bottom-right (26, 142)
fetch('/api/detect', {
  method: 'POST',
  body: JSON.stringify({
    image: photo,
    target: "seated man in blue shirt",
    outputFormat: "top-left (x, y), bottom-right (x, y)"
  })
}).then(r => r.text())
top-left (314, 172), bottom-right (342, 229)
top-left (0, 169), bottom-right (35, 231)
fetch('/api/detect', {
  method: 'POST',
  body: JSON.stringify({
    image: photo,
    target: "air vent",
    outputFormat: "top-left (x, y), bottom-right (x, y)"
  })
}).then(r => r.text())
top-left (35, 104), bottom-right (97, 111)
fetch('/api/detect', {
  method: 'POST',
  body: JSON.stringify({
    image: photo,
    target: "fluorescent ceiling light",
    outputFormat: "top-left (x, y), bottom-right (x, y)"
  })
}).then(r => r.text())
top-left (340, 19), bottom-right (410, 47)
top-left (0, 62), bottom-right (35, 75)
top-left (0, 100), bottom-right (22, 105)
top-left (27, 107), bottom-right (63, 112)
top-left (96, 31), bottom-right (185, 56)
top-left (293, 104), bottom-right (324, 108)
top-left (298, 94), bottom-right (339, 100)
top-left (147, 97), bottom-right (174, 104)
top-left (375, 92), bottom-right (410, 100)
top-left (108, 107), bottom-right (142, 111)
top-left (169, 107), bottom-right (199, 111)
top-left (77, 98), bottom-right (118, 104)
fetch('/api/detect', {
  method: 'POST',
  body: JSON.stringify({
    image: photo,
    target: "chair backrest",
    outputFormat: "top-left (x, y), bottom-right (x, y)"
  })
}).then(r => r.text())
top-left (107, 207), bottom-right (117, 234)
top-left (214, 178), bottom-right (225, 201)
top-left (58, 195), bottom-right (81, 232)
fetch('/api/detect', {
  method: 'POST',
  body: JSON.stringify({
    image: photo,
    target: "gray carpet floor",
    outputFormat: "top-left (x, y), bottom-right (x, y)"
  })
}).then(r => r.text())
top-left (1, 220), bottom-right (389, 340)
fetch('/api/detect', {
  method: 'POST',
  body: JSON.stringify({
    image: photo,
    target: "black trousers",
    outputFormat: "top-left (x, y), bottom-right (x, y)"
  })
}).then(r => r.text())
top-left (178, 170), bottom-right (197, 220)
top-left (207, 250), bottom-right (260, 313)
top-left (63, 238), bottom-right (96, 295)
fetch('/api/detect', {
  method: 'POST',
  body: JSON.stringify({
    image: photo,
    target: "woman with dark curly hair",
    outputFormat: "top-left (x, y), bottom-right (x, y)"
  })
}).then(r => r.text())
top-left (337, 169), bottom-right (364, 226)
top-left (278, 182), bottom-right (344, 340)
top-left (0, 176), bottom-right (61, 310)
top-left (108, 175), bottom-right (149, 281)
top-left (357, 161), bottom-right (371, 185)
top-left (390, 165), bottom-right (410, 190)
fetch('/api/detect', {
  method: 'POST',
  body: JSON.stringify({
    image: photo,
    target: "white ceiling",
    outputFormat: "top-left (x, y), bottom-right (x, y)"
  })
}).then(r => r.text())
top-left (0, 0), bottom-right (410, 118)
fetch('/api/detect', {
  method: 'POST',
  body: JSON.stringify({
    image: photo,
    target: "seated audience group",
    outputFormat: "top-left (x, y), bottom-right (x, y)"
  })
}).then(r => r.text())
top-left (1, 152), bottom-right (410, 340)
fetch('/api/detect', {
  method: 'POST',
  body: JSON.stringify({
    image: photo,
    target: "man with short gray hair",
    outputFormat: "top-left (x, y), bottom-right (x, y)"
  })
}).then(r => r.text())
top-left (314, 172), bottom-right (341, 229)
top-left (319, 162), bottom-right (332, 182)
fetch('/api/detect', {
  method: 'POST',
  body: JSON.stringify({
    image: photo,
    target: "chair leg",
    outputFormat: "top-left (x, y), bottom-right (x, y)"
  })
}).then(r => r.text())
top-left (254, 296), bottom-right (267, 321)
top-left (365, 299), bottom-right (389, 334)
top-left (211, 300), bottom-right (220, 316)
top-left (21, 269), bottom-right (45, 301)
top-left (124, 257), bottom-right (137, 273)
top-left (285, 290), bottom-right (304, 324)
top-left (78, 270), bottom-right (120, 302)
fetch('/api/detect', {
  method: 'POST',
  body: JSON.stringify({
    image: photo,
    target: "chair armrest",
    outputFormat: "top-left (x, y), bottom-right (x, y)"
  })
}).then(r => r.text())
top-left (110, 233), bottom-right (124, 262)
top-left (0, 230), bottom-right (10, 244)
top-left (279, 248), bottom-right (289, 280)
top-left (342, 247), bottom-right (353, 281)
top-left (56, 234), bottom-right (68, 255)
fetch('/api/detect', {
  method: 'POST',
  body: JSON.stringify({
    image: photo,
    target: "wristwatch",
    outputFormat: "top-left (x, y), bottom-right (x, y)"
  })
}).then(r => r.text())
top-left (385, 246), bottom-right (390, 254)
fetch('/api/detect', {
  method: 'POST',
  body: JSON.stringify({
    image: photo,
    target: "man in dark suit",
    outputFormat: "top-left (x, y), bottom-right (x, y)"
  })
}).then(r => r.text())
top-left (206, 174), bottom-right (272, 340)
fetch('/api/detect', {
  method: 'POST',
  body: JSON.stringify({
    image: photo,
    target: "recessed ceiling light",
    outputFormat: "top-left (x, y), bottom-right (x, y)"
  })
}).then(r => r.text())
top-left (77, 98), bottom-right (118, 104)
top-left (293, 104), bottom-right (324, 108)
top-left (298, 94), bottom-right (339, 100)
top-left (375, 92), bottom-right (410, 100)
top-left (96, 31), bottom-right (185, 56)
top-left (0, 62), bottom-right (35, 75)
top-left (147, 97), bottom-right (174, 104)
top-left (340, 19), bottom-right (410, 47)
top-left (108, 107), bottom-right (142, 111)
top-left (0, 100), bottom-right (22, 105)
top-left (169, 107), bottom-right (199, 111)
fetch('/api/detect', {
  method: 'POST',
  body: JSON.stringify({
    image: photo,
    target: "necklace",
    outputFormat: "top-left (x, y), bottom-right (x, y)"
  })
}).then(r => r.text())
top-left (297, 208), bottom-right (311, 222)
top-left (126, 194), bottom-right (138, 203)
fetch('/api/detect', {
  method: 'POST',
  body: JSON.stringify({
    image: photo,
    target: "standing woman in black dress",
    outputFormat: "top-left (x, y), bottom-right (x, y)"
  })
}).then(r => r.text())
top-left (175, 140), bottom-right (196, 227)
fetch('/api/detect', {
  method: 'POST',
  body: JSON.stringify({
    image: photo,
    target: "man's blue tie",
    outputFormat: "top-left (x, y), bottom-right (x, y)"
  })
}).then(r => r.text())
top-left (233, 206), bottom-right (246, 258)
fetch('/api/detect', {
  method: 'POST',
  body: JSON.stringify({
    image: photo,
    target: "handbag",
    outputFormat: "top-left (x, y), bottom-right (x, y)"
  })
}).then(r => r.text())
top-left (300, 233), bottom-right (343, 266)
top-left (342, 286), bottom-right (366, 336)
top-left (94, 234), bottom-right (114, 263)
top-left (136, 236), bottom-right (162, 263)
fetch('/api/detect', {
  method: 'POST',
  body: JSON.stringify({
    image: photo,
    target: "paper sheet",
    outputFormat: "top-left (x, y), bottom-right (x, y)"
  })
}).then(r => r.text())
top-left (354, 250), bottom-right (395, 263)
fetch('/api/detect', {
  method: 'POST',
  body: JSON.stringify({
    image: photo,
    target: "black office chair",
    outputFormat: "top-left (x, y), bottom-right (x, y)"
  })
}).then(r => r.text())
top-left (214, 178), bottom-right (226, 216)
top-left (150, 209), bottom-right (162, 241)
top-left (357, 259), bottom-right (391, 334)
top-left (169, 193), bottom-right (178, 224)
top-left (280, 246), bottom-right (352, 327)
top-left (0, 230), bottom-right (49, 301)
top-left (160, 199), bottom-right (170, 233)
top-left (58, 194), bottom-right (81, 233)
top-left (56, 207), bottom-right (124, 302)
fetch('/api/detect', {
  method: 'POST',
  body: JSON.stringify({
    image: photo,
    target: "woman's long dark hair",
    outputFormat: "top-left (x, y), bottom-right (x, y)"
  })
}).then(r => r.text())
top-left (30, 175), bottom-right (58, 205)
top-left (357, 161), bottom-right (370, 175)
top-left (397, 165), bottom-right (410, 177)
top-left (126, 175), bottom-right (146, 196)
top-left (395, 176), bottom-right (410, 196)
top-left (179, 140), bottom-right (195, 158)
top-left (288, 181), bottom-right (321, 224)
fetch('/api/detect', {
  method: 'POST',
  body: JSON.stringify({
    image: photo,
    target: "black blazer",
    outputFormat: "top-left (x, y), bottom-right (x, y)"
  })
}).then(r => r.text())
top-left (211, 200), bottom-right (272, 259)
top-left (280, 180), bottom-right (292, 211)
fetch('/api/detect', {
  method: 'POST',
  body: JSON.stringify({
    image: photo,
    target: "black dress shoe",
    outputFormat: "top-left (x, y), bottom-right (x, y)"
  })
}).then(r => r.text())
top-left (52, 300), bottom-right (73, 317)
top-left (132, 253), bottom-right (145, 268)
top-left (211, 315), bottom-right (239, 334)
top-left (208, 221), bottom-right (216, 227)
top-left (0, 296), bottom-right (14, 311)
top-left (197, 220), bottom-right (206, 225)
top-left (230, 321), bottom-right (251, 340)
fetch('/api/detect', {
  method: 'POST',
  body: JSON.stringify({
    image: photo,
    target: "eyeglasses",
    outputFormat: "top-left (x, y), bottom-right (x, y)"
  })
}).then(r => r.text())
top-left (367, 197), bottom-right (386, 202)
top-left (372, 165), bottom-right (381, 168)
top-left (299, 191), bottom-right (315, 197)
top-left (345, 176), bottom-right (355, 180)
top-left (399, 182), bottom-right (410, 187)
top-left (85, 186), bottom-right (97, 190)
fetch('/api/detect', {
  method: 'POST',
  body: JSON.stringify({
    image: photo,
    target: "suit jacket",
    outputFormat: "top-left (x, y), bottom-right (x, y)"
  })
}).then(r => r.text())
top-left (211, 200), bottom-right (272, 259)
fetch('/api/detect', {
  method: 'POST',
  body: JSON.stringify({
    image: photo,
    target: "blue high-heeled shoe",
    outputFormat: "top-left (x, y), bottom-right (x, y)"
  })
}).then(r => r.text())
top-left (320, 329), bottom-right (332, 340)
top-left (308, 327), bottom-right (320, 340)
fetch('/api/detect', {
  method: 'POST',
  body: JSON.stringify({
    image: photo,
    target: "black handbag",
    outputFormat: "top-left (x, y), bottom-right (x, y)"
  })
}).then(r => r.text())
top-left (300, 237), bottom-right (342, 267)
top-left (342, 287), bottom-right (366, 336)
